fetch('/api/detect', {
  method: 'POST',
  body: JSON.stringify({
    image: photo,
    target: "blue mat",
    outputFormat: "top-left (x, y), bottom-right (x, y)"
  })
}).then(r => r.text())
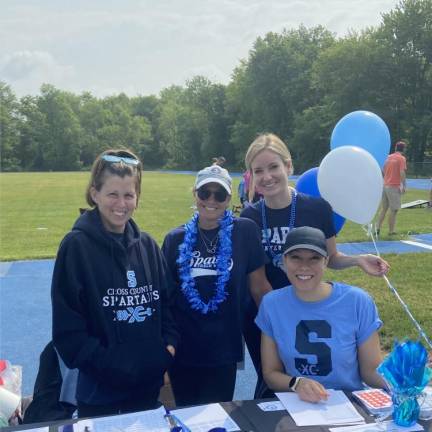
top-left (337, 239), bottom-right (430, 255)
top-left (406, 178), bottom-right (431, 191)
top-left (0, 260), bottom-right (53, 395)
top-left (411, 233), bottom-right (432, 245)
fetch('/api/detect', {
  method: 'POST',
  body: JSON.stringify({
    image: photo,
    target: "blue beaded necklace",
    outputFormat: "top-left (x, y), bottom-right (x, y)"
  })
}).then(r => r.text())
top-left (261, 188), bottom-right (297, 268)
top-left (177, 210), bottom-right (234, 314)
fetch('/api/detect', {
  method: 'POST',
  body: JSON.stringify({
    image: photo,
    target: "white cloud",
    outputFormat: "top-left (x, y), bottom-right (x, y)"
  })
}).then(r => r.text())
top-left (0, 0), bottom-right (400, 97)
top-left (0, 51), bottom-right (75, 96)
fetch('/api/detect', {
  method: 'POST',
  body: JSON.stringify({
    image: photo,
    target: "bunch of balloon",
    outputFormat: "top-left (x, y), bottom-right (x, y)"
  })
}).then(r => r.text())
top-left (317, 110), bottom-right (391, 226)
top-left (295, 167), bottom-right (345, 234)
top-left (330, 110), bottom-right (391, 169)
top-left (320, 111), bottom-right (432, 374)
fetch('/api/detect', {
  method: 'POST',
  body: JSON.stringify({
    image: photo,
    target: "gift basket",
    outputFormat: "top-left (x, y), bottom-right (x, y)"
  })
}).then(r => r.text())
top-left (378, 341), bottom-right (432, 426)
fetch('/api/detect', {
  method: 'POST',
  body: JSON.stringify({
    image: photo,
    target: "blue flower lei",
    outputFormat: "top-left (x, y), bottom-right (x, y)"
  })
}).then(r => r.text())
top-left (177, 210), bottom-right (234, 314)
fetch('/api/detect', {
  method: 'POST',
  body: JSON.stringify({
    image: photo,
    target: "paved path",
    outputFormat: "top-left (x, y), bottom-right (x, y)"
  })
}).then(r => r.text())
top-left (1, 233), bottom-right (431, 397)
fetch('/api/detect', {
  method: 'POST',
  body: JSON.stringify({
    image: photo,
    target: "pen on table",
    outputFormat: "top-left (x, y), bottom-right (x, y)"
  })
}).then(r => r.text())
top-left (164, 408), bottom-right (177, 429)
top-left (164, 407), bottom-right (192, 432)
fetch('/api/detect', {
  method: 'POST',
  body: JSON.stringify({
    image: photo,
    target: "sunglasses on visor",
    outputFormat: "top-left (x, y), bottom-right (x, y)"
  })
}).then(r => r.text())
top-left (101, 154), bottom-right (139, 166)
top-left (197, 187), bottom-right (229, 202)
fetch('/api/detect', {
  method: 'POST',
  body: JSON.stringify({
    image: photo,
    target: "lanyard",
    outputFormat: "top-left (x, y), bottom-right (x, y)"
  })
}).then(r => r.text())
top-left (261, 188), bottom-right (297, 268)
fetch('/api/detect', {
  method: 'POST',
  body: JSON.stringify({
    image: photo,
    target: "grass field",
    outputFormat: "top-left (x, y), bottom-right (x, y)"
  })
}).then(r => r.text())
top-left (1, 171), bottom-right (431, 350)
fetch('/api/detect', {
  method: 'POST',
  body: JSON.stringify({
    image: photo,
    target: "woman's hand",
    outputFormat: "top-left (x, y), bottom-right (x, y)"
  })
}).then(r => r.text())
top-left (357, 254), bottom-right (389, 276)
top-left (295, 378), bottom-right (329, 403)
top-left (326, 238), bottom-right (389, 276)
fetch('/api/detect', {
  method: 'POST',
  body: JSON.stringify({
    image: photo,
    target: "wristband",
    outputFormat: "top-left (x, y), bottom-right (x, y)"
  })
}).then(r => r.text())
top-left (288, 376), bottom-right (301, 392)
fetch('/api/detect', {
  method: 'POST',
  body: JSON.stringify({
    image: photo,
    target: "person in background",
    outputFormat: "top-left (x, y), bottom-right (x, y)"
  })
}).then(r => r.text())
top-left (162, 164), bottom-right (271, 407)
top-left (238, 170), bottom-right (262, 208)
top-left (51, 149), bottom-right (178, 417)
top-left (256, 226), bottom-right (386, 402)
top-left (376, 141), bottom-right (407, 235)
top-left (240, 132), bottom-right (389, 398)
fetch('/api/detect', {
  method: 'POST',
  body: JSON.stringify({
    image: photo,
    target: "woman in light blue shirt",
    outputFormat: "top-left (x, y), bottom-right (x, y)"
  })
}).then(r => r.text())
top-left (256, 226), bottom-right (387, 403)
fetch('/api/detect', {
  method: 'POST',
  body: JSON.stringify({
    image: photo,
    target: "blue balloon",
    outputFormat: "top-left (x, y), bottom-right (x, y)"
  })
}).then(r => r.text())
top-left (296, 167), bottom-right (346, 234)
top-left (330, 110), bottom-right (391, 168)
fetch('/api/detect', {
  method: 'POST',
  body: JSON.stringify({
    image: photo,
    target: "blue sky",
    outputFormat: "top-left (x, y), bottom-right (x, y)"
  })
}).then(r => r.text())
top-left (0, 0), bottom-right (399, 97)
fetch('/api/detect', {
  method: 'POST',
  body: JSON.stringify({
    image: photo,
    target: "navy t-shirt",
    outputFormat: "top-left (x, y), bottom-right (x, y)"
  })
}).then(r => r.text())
top-left (162, 217), bottom-right (267, 366)
top-left (241, 193), bottom-right (336, 289)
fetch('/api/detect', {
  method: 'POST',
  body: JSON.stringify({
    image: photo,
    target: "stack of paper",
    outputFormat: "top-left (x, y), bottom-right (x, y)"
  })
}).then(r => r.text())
top-left (276, 389), bottom-right (365, 426)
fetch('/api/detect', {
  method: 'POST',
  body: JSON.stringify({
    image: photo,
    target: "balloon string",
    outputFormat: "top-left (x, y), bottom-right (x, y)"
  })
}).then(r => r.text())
top-left (382, 274), bottom-right (432, 350)
top-left (367, 223), bottom-right (432, 351)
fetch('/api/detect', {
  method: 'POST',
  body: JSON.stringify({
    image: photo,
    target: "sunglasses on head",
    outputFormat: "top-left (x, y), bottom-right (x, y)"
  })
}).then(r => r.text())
top-left (197, 186), bottom-right (229, 202)
top-left (101, 154), bottom-right (139, 166)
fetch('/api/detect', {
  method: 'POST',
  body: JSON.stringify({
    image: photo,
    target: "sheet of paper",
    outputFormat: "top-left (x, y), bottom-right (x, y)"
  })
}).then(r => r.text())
top-left (329, 420), bottom-right (424, 432)
top-left (172, 403), bottom-right (240, 432)
top-left (257, 400), bottom-right (285, 411)
top-left (73, 405), bottom-right (168, 432)
top-left (276, 389), bottom-right (365, 426)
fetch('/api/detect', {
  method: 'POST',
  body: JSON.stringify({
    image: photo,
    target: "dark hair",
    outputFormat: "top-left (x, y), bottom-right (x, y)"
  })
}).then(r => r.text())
top-left (85, 149), bottom-right (142, 207)
top-left (395, 141), bottom-right (406, 152)
top-left (212, 156), bottom-right (226, 167)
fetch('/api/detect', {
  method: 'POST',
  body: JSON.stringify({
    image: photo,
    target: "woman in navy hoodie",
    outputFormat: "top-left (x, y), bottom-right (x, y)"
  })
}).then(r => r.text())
top-left (51, 149), bottom-right (179, 417)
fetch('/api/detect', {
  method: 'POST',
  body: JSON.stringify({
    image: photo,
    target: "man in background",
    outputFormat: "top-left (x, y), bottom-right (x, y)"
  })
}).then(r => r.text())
top-left (376, 141), bottom-right (407, 235)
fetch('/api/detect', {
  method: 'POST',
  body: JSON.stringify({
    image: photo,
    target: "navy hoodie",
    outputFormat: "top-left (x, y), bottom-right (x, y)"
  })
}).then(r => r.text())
top-left (51, 208), bottom-right (179, 406)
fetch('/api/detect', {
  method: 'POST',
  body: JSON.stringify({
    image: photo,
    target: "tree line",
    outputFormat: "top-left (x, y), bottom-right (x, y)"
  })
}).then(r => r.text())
top-left (1, 0), bottom-right (431, 174)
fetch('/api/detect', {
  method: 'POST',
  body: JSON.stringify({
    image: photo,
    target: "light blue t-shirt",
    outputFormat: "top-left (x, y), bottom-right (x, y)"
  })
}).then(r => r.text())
top-left (255, 282), bottom-right (382, 391)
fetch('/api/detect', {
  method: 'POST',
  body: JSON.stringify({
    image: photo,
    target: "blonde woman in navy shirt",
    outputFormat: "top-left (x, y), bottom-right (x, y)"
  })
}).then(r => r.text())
top-left (241, 133), bottom-right (389, 397)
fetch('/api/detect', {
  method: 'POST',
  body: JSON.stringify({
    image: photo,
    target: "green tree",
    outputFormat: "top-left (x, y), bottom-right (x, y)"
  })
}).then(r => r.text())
top-left (290, 105), bottom-right (337, 173)
top-left (131, 95), bottom-right (165, 167)
top-left (17, 95), bottom-right (48, 170)
top-left (309, 31), bottom-right (397, 172)
top-left (0, 82), bottom-right (21, 171)
top-left (312, 32), bottom-right (392, 116)
top-left (98, 94), bottom-right (152, 160)
top-left (184, 76), bottom-right (230, 166)
top-left (158, 86), bottom-right (200, 168)
top-left (227, 26), bottom-right (335, 164)
top-left (77, 92), bottom-right (108, 167)
top-left (36, 84), bottom-right (82, 170)
top-left (377, 0), bottom-right (432, 164)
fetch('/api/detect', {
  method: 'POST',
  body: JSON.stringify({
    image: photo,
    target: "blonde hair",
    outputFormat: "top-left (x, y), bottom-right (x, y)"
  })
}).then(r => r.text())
top-left (85, 149), bottom-right (142, 207)
top-left (245, 133), bottom-right (294, 176)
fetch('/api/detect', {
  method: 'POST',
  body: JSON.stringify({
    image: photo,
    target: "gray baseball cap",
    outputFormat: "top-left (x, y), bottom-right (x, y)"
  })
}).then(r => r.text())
top-left (282, 226), bottom-right (328, 257)
top-left (195, 165), bottom-right (232, 194)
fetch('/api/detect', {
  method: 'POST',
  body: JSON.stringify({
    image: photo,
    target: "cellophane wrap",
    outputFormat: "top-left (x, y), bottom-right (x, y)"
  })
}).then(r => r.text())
top-left (377, 340), bottom-right (432, 426)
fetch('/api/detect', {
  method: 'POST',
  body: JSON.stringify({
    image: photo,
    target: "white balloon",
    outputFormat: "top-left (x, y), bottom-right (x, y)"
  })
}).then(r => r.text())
top-left (318, 146), bottom-right (383, 225)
